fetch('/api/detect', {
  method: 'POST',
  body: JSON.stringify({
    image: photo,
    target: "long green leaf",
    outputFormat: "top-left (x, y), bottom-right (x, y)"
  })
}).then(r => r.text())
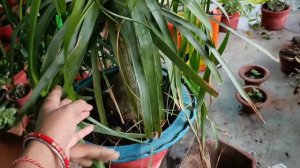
top-left (180, 0), bottom-right (212, 31)
top-left (20, 51), bottom-right (64, 115)
top-left (108, 21), bottom-right (139, 115)
top-left (151, 31), bottom-right (219, 97)
top-left (121, 20), bottom-right (154, 137)
top-left (79, 117), bottom-right (145, 141)
top-left (91, 41), bottom-right (108, 126)
top-left (28, 0), bottom-right (42, 87)
top-left (64, 2), bottom-right (100, 100)
top-left (145, 0), bottom-right (180, 110)
top-left (216, 20), bottom-right (278, 62)
top-left (175, 23), bottom-right (223, 84)
top-left (53, 0), bottom-right (67, 16)
top-left (132, 0), bottom-right (163, 135)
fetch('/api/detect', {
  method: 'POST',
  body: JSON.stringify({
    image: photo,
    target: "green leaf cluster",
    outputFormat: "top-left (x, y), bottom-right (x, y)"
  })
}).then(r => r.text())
top-left (13, 0), bottom-right (275, 143)
top-left (0, 106), bottom-right (17, 129)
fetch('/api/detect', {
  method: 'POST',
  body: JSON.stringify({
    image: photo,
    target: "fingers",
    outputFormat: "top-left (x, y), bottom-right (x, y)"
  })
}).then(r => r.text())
top-left (72, 158), bottom-right (93, 167)
top-left (44, 85), bottom-right (62, 106)
top-left (70, 143), bottom-right (119, 163)
top-left (59, 98), bottom-right (72, 107)
top-left (65, 100), bottom-right (93, 114)
top-left (62, 99), bottom-right (93, 124)
top-left (68, 125), bottom-right (95, 148)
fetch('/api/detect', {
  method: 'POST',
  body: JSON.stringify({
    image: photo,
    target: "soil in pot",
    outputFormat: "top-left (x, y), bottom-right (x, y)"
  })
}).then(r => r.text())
top-left (261, 3), bottom-right (290, 31)
top-left (239, 65), bottom-right (270, 86)
top-left (219, 12), bottom-right (240, 33)
top-left (236, 86), bottom-right (270, 114)
top-left (279, 44), bottom-right (300, 74)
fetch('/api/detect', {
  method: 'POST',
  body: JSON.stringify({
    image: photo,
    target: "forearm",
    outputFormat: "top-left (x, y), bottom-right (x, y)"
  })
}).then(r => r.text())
top-left (14, 141), bottom-right (62, 168)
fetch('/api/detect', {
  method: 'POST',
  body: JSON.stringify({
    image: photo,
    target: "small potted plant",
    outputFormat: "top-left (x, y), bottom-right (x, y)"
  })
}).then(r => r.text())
top-left (12, 83), bottom-right (32, 107)
top-left (239, 64), bottom-right (270, 86)
top-left (279, 36), bottom-right (300, 74)
top-left (218, 0), bottom-right (243, 32)
top-left (0, 106), bottom-right (17, 134)
top-left (261, 0), bottom-right (291, 30)
top-left (236, 86), bottom-right (270, 114)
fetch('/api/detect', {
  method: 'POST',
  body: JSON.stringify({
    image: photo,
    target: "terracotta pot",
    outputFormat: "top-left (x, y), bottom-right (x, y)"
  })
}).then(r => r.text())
top-left (206, 139), bottom-right (256, 168)
top-left (239, 64), bottom-right (270, 86)
top-left (0, 132), bottom-right (23, 167)
top-left (279, 45), bottom-right (300, 74)
top-left (261, 3), bottom-right (291, 31)
top-left (219, 12), bottom-right (240, 33)
top-left (236, 85), bottom-right (270, 114)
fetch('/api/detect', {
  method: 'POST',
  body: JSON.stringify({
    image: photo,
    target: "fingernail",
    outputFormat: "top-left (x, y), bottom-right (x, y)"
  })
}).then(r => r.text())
top-left (89, 125), bottom-right (95, 130)
top-left (114, 152), bottom-right (120, 159)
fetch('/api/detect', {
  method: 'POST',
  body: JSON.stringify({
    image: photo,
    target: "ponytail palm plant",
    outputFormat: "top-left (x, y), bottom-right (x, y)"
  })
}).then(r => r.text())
top-left (16, 0), bottom-right (273, 143)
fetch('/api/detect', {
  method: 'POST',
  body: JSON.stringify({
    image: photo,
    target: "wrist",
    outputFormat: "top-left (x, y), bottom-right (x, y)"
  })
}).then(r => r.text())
top-left (21, 141), bottom-right (62, 168)
top-left (23, 132), bottom-right (70, 168)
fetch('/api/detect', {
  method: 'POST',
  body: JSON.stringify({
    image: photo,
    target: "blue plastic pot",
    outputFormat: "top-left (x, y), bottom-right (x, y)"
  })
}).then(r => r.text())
top-left (76, 70), bottom-right (196, 164)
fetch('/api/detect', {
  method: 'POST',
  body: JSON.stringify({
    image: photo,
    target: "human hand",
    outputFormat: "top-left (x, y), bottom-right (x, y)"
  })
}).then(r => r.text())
top-left (35, 86), bottom-right (119, 164)
top-left (35, 85), bottom-right (93, 155)
top-left (70, 143), bottom-right (119, 167)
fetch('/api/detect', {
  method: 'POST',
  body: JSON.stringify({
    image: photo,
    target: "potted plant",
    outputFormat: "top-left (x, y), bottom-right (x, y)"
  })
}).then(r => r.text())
top-left (279, 36), bottom-right (300, 74)
top-left (218, 0), bottom-right (243, 32)
top-left (15, 0), bottom-right (274, 167)
top-left (261, 0), bottom-right (291, 30)
top-left (239, 64), bottom-right (270, 86)
top-left (236, 85), bottom-right (270, 114)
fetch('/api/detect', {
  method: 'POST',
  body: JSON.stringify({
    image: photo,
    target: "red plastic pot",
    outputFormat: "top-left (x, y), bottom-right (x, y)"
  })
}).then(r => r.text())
top-left (239, 64), bottom-right (270, 86)
top-left (261, 3), bottom-right (291, 31)
top-left (236, 85), bottom-right (270, 114)
top-left (219, 12), bottom-right (240, 33)
top-left (75, 72), bottom-right (91, 81)
top-left (13, 69), bottom-right (29, 86)
top-left (0, 24), bottom-right (14, 40)
top-left (111, 150), bottom-right (168, 168)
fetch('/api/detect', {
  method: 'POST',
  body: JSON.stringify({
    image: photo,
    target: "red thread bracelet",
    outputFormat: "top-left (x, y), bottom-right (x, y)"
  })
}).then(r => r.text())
top-left (24, 132), bottom-right (70, 168)
top-left (12, 156), bottom-right (44, 168)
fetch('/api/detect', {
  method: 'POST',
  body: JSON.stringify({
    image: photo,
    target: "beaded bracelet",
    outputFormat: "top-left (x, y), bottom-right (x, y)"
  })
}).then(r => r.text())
top-left (24, 132), bottom-right (70, 168)
top-left (12, 156), bottom-right (44, 168)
